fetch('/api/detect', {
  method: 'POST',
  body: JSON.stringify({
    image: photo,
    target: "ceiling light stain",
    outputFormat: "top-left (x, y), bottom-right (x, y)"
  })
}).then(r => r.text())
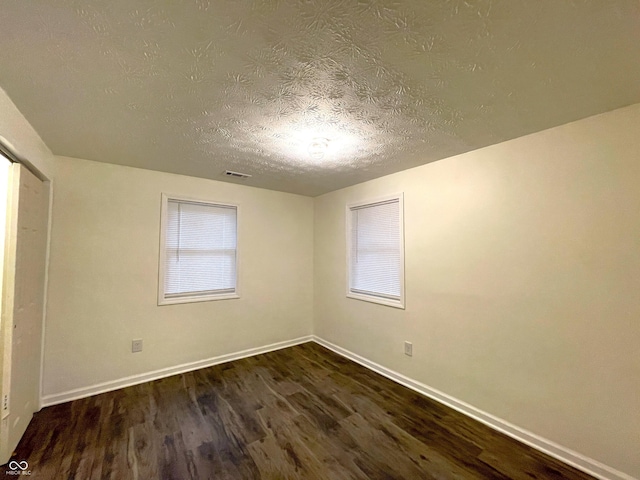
top-left (307, 137), bottom-right (329, 160)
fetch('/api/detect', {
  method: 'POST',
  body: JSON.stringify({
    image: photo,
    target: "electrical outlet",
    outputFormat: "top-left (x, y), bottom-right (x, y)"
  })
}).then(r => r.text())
top-left (132, 339), bottom-right (143, 353)
top-left (404, 341), bottom-right (413, 357)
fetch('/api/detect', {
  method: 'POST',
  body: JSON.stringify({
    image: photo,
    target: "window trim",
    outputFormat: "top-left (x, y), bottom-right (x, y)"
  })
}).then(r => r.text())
top-left (346, 193), bottom-right (405, 309)
top-left (158, 193), bottom-right (240, 306)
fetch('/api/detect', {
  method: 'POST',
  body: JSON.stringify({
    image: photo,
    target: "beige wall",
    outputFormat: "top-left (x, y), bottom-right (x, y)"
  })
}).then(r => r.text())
top-left (42, 156), bottom-right (313, 398)
top-left (0, 88), bottom-right (55, 179)
top-left (314, 104), bottom-right (640, 478)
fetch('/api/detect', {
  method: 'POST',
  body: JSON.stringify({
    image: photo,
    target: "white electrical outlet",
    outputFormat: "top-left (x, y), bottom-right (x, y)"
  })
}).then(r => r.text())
top-left (132, 339), bottom-right (143, 353)
top-left (404, 341), bottom-right (413, 357)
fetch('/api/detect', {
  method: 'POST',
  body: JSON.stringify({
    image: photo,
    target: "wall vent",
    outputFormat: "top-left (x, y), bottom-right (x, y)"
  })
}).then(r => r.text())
top-left (224, 170), bottom-right (252, 179)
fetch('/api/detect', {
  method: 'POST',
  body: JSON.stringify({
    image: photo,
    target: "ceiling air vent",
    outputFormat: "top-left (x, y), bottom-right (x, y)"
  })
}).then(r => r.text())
top-left (224, 170), bottom-right (252, 179)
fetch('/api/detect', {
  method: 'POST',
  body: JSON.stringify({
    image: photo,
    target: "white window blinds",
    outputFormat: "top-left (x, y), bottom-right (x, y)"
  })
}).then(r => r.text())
top-left (349, 197), bottom-right (403, 305)
top-left (163, 199), bottom-right (237, 300)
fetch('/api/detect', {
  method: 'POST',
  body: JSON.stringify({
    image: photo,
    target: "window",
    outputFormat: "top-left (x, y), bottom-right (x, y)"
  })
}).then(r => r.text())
top-left (347, 194), bottom-right (405, 308)
top-left (158, 194), bottom-right (238, 305)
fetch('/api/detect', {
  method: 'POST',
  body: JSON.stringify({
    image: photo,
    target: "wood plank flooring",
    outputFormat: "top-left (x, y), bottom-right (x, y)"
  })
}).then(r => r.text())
top-left (7, 343), bottom-right (594, 479)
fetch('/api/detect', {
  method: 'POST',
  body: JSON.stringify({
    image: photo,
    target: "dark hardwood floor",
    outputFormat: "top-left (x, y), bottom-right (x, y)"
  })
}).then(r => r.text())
top-left (7, 342), bottom-right (594, 479)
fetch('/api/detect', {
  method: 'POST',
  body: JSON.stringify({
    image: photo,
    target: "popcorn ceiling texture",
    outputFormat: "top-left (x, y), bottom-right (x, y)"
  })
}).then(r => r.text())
top-left (1, 0), bottom-right (639, 196)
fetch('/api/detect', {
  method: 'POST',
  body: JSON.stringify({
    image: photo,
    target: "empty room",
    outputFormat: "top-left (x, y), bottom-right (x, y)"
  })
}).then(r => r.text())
top-left (0, 1), bottom-right (638, 479)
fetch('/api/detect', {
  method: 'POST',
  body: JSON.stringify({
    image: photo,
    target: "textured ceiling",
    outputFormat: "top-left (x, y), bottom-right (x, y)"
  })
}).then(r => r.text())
top-left (1, 1), bottom-right (639, 196)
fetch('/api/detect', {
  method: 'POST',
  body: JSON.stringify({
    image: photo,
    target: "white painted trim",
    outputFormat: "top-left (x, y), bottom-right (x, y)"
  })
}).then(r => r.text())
top-left (0, 136), bottom-right (48, 182)
top-left (159, 292), bottom-right (240, 305)
top-left (346, 291), bottom-right (404, 309)
top-left (345, 192), bottom-right (405, 309)
top-left (38, 179), bottom-right (53, 411)
top-left (41, 335), bottom-right (313, 407)
top-left (312, 336), bottom-right (635, 480)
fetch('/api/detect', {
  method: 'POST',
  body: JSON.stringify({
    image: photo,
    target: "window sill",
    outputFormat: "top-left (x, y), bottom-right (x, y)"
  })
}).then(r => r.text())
top-left (347, 292), bottom-right (405, 309)
top-left (158, 292), bottom-right (240, 306)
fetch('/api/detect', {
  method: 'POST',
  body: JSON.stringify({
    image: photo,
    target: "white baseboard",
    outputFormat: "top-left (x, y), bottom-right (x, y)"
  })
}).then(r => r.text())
top-left (312, 336), bottom-right (635, 480)
top-left (41, 335), bottom-right (313, 408)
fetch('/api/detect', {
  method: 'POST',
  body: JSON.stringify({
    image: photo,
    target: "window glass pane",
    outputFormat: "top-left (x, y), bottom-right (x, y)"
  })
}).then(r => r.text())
top-left (349, 199), bottom-right (401, 299)
top-left (164, 200), bottom-right (237, 298)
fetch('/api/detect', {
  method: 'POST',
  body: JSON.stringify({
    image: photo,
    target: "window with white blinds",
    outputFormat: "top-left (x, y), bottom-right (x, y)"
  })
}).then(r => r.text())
top-left (158, 195), bottom-right (238, 305)
top-left (347, 194), bottom-right (405, 308)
